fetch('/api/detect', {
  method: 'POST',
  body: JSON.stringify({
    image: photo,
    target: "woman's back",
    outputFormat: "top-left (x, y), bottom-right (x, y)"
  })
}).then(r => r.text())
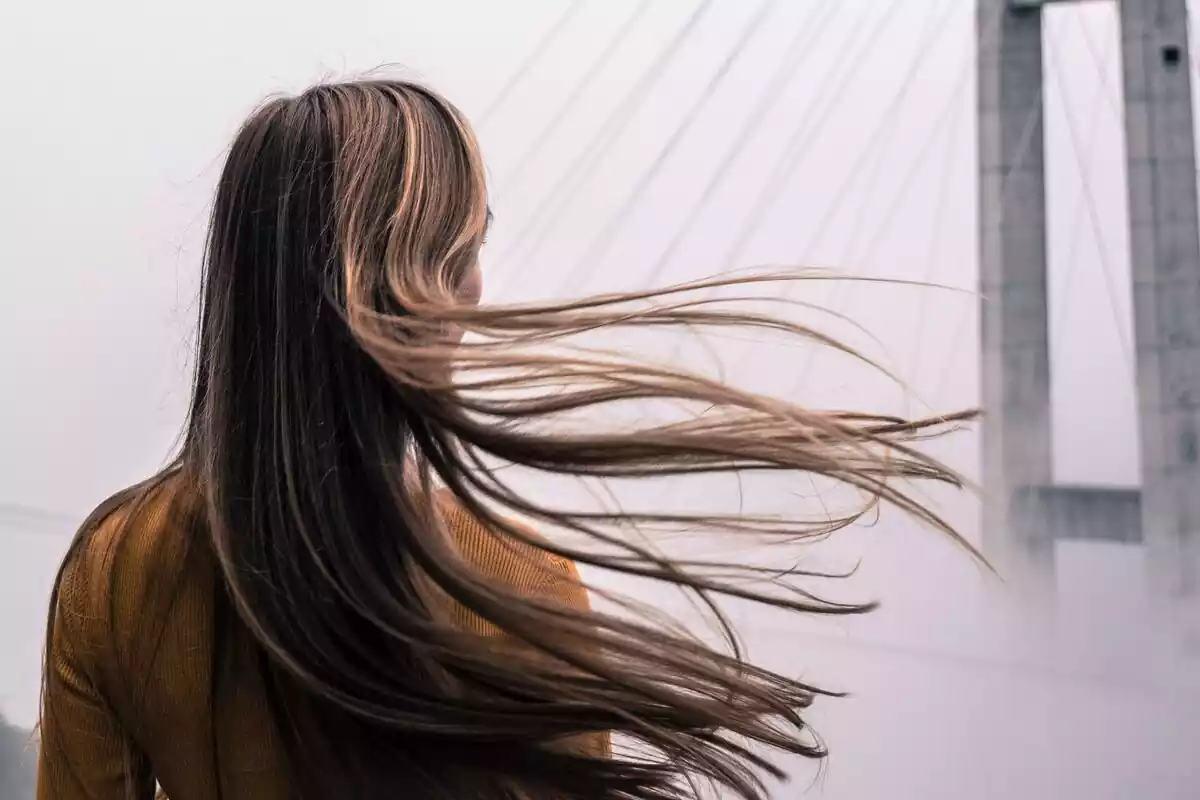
top-left (38, 79), bottom-right (973, 800)
top-left (40, 473), bottom-right (599, 800)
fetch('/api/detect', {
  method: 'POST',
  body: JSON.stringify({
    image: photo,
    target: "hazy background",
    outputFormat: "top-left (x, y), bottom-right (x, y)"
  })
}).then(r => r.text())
top-left (1, 1), bottom-right (1198, 797)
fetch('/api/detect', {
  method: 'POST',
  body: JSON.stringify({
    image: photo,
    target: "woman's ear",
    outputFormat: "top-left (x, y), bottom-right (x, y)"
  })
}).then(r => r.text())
top-left (457, 264), bottom-right (482, 308)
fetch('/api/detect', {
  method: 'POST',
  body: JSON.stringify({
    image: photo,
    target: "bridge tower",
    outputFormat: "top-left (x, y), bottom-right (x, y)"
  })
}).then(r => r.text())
top-left (978, 0), bottom-right (1200, 625)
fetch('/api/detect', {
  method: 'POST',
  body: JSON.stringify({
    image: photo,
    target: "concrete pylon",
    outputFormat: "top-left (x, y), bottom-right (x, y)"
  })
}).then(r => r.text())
top-left (977, 0), bottom-right (1054, 592)
top-left (1118, 0), bottom-right (1200, 637)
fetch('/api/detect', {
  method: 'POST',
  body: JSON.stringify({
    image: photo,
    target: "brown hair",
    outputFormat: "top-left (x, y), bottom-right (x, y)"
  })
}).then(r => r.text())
top-left (45, 79), bottom-right (974, 800)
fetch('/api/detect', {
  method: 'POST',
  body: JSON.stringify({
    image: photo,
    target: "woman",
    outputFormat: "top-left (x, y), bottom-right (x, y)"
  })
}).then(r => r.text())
top-left (38, 80), bottom-right (972, 800)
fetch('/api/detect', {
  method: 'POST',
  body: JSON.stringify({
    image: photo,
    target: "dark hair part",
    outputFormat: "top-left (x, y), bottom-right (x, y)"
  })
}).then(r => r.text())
top-left (44, 79), bottom-right (975, 800)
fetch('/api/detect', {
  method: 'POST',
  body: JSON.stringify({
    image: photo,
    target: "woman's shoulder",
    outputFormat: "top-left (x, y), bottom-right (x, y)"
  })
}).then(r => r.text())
top-left (55, 471), bottom-right (208, 667)
top-left (433, 489), bottom-right (587, 609)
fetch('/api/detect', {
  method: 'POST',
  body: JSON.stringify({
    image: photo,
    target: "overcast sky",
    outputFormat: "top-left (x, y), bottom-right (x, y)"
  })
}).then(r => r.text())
top-left (1, 1), bottom-right (1197, 797)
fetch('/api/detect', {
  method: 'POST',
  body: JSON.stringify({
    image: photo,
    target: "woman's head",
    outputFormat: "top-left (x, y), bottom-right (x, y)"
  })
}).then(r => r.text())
top-left (51, 78), bottom-right (977, 800)
top-left (197, 81), bottom-right (486, 406)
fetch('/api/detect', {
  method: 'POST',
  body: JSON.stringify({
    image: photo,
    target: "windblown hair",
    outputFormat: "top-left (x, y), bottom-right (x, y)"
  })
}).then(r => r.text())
top-left (44, 79), bottom-right (974, 800)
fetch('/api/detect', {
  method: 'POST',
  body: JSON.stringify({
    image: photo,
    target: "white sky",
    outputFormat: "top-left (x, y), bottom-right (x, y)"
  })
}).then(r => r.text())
top-left (1, 1), bottom-right (1197, 797)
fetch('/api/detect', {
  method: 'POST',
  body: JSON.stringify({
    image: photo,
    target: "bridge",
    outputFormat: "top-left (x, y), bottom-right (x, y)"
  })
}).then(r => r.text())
top-left (979, 0), bottom-right (1200, 640)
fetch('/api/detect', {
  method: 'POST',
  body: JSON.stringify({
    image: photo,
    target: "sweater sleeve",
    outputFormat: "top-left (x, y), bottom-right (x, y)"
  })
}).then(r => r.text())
top-left (38, 549), bottom-right (155, 800)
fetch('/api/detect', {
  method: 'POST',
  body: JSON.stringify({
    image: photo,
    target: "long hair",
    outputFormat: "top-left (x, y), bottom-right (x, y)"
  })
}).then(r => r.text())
top-left (44, 79), bottom-right (975, 800)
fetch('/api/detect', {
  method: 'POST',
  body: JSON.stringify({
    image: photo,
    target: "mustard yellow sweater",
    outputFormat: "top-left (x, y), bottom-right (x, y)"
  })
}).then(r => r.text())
top-left (38, 476), bottom-right (601, 800)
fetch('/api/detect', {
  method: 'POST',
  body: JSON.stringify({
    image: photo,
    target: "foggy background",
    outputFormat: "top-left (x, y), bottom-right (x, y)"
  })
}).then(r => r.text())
top-left (1, 0), bottom-right (1198, 797)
